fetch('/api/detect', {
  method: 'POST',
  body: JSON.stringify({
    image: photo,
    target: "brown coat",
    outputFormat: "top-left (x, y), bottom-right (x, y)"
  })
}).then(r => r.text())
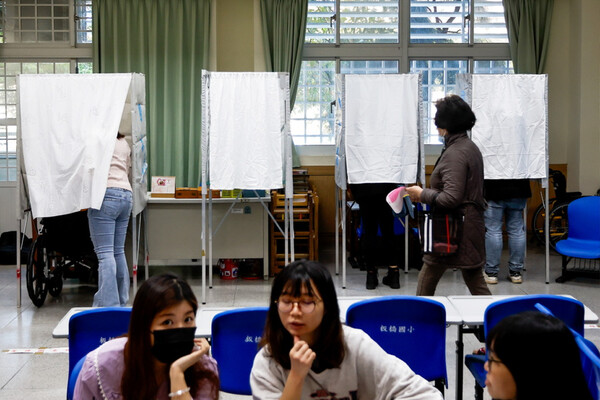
top-left (420, 133), bottom-right (486, 269)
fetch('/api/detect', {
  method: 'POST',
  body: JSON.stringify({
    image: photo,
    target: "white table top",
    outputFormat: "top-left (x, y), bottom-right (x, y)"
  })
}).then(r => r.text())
top-left (56, 295), bottom-right (596, 339)
top-left (147, 195), bottom-right (271, 204)
top-left (53, 296), bottom-right (463, 339)
top-left (52, 306), bottom-right (234, 339)
top-left (447, 295), bottom-right (599, 325)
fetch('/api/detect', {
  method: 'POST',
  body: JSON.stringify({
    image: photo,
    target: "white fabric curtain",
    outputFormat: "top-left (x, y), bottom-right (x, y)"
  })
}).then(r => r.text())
top-left (343, 74), bottom-right (420, 184)
top-left (206, 72), bottom-right (284, 190)
top-left (470, 74), bottom-right (547, 179)
top-left (19, 74), bottom-right (132, 218)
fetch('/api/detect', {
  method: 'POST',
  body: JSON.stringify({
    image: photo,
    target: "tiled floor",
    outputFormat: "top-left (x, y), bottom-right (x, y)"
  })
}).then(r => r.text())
top-left (0, 241), bottom-right (598, 399)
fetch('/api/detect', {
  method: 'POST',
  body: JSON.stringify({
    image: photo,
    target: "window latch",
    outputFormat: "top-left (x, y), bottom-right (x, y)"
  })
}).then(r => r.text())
top-left (464, 13), bottom-right (471, 28)
top-left (330, 100), bottom-right (336, 114)
top-left (330, 14), bottom-right (336, 28)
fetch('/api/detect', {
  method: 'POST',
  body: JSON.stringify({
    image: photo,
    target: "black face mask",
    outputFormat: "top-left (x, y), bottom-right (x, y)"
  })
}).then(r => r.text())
top-left (151, 327), bottom-right (196, 364)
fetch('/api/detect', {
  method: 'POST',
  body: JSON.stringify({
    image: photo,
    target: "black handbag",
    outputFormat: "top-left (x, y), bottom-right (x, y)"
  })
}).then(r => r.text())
top-left (418, 207), bottom-right (464, 256)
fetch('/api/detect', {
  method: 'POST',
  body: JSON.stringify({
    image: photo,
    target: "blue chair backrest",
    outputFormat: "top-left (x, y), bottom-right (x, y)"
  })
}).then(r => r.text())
top-left (484, 295), bottom-right (584, 338)
top-left (575, 335), bottom-right (600, 400)
top-left (68, 307), bottom-right (132, 379)
top-left (211, 307), bottom-right (268, 395)
top-left (66, 356), bottom-right (86, 400)
top-left (535, 303), bottom-right (600, 400)
top-left (345, 296), bottom-right (447, 384)
top-left (567, 196), bottom-right (600, 241)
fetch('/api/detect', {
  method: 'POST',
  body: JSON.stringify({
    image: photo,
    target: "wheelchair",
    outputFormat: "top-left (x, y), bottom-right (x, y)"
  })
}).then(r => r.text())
top-left (26, 210), bottom-right (98, 307)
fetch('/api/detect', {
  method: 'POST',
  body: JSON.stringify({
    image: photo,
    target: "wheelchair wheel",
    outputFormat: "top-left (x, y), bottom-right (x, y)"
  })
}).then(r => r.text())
top-left (547, 202), bottom-right (570, 251)
top-left (26, 236), bottom-right (49, 307)
top-left (531, 198), bottom-right (558, 246)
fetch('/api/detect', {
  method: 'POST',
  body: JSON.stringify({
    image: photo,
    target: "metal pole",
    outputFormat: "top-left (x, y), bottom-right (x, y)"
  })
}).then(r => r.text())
top-left (342, 189), bottom-right (347, 289)
top-left (335, 187), bottom-right (340, 275)
top-left (132, 213), bottom-right (138, 297)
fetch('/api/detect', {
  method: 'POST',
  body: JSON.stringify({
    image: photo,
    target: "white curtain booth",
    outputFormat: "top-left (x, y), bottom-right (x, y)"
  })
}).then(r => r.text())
top-left (16, 73), bottom-right (148, 307)
top-left (201, 71), bottom-right (293, 304)
top-left (334, 73), bottom-right (424, 288)
top-left (461, 74), bottom-right (549, 281)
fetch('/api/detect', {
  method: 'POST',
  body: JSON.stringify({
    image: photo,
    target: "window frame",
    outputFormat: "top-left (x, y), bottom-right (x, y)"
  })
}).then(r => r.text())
top-left (0, 0), bottom-right (93, 184)
top-left (296, 0), bottom-right (510, 154)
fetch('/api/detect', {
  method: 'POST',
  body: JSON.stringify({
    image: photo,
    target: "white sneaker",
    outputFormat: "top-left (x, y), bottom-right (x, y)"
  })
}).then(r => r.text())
top-left (484, 272), bottom-right (498, 284)
top-left (508, 271), bottom-right (523, 284)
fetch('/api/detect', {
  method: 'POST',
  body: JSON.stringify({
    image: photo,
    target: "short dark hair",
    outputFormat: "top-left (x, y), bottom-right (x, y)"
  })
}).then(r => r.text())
top-left (260, 260), bottom-right (345, 370)
top-left (434, 94), bottom-right (476, 134)
top-left (121, 273), bottom-right (219, 400)
top-left (487, 311), bottom-right (592, 400)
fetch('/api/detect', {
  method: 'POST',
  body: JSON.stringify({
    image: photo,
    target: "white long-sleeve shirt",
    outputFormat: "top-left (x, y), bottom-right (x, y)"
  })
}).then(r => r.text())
top-left (250, 325), bottom-right (443, 400)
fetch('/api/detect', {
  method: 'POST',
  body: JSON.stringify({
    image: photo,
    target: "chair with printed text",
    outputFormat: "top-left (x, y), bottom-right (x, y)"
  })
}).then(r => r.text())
top-left (464, 295), bottom-right (585, 400)
top-left (555, 196), bottom-right (600, 283)
top-left (345, 296), bottom-right (447, 395)
top-left (211, 307), bottom-right (268, 395)
top-left (66, 307), bottom-right (132, 400)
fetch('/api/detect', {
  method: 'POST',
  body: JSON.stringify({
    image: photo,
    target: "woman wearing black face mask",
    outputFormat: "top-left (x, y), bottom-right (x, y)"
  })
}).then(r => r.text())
top-left (74, 273), bottom-right (219, 400)
top-left (406, 95), bottom-right (491, 296)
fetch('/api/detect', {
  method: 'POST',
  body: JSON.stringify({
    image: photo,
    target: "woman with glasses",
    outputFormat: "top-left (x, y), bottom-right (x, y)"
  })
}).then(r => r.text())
top-left (250, 260), bottom-right (442, 400)
top-left (484, 311), bottom-right (592, 400)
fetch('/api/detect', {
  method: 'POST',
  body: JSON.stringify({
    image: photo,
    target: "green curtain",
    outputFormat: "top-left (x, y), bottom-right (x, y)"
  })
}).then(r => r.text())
top-left (260, 0), bottom-right (308, 167)
top-left (503, 0), bottom-right (554, 74)
top-left (93, 0), bottom-right (210, 187)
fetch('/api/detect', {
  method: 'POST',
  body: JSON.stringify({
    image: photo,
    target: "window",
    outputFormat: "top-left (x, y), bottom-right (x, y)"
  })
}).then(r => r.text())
top-left (294, 0), bottom-right (510, 146)
top-left (0, 1), bottom-right (93, 182)
top-left (0, 0), bottom-right (71, 44)
top-left (75, 0), bottom-right (92, 44)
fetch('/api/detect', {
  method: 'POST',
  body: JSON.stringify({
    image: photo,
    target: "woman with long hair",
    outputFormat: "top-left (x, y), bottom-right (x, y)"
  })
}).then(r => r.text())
top-left (485, 311), bottom-right (593, 400)
top-left (251, 260), bottom-right (442, 400)
top-left (74, 273), bottom-right (220, 400)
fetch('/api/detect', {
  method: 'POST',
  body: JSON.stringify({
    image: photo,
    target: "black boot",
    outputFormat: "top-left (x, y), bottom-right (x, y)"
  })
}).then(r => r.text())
top-left (382, 267), bottom-right (400, 289)
top-left (366, 270), bottom-right (378, 290)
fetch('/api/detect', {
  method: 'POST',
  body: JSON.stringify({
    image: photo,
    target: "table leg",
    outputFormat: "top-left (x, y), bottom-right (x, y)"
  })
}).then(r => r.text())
top-left (456, 325), bottom-right (464, 400)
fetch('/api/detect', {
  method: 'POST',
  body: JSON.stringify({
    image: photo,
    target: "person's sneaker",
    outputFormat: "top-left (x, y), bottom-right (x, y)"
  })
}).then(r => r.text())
top-left (382, 268), bottom-right (400, 289)
top-left (366, 271), bottom-right (378, 290)
top-left (508, 271), bottom-right (523, 284)
top-left (484, 271), bottom-right (498, 284)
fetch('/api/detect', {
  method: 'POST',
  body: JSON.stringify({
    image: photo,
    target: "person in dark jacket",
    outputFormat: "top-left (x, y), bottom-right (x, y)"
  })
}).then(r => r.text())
top-left (483, 179), bottom-right (531, 284)
top-left (406, 95), bottom-right (491, 296)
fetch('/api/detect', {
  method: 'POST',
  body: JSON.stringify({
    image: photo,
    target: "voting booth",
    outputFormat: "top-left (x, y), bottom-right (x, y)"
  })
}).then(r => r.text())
top-left (200, 71), bottom-right (293, 303)
top-left (461, 73), bottom-right (549, 281)
top-left (15, 73), bottom-right (148, 306)
top-left (334, 73), bottom-right (424, 288)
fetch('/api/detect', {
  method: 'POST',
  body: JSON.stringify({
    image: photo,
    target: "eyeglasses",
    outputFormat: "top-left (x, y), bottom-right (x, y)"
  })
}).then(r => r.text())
top-left (275, 298), bottom-right (320, 314)
top-left (486, 356), bottom-right (504, 371)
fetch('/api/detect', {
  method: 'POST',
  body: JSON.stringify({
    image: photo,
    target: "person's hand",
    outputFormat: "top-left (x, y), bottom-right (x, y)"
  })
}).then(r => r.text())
top-left (405, 185), bottom-right (423, 203)
top-left (170, 338), bottom-right (210, 376)
top-left (289, 336), bottom-right (316, 379)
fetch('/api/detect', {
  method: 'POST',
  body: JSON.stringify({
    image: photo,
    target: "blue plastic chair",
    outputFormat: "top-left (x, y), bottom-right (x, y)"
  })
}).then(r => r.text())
top-left (535, 303), bottom-right (600, 400)
top-left (66, 356), bottom-right (86, 400)
top-left (575, 335), bottom-right (600, 400)
top-left (464, 295), bottom-right (585, 400)
top-left (211, 307), bottom-right (268, 395)
top-left (345, 296), bottom-right (447, 394)
top-left (555, 196), bottom-right (600, 283)
top-left (66, 307), bottom-right (132, 399)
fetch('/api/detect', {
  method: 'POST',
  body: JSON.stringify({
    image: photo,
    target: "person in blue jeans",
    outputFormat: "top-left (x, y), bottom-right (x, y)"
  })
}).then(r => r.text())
top-left (88, 132), bottom-right (133, 307)
top-left (483, 179), bottom-right (531, 284)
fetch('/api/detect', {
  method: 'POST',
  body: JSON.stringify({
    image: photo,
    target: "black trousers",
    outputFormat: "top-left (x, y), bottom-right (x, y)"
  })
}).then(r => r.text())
top-left (348, 183), bottom-right (398, 271)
